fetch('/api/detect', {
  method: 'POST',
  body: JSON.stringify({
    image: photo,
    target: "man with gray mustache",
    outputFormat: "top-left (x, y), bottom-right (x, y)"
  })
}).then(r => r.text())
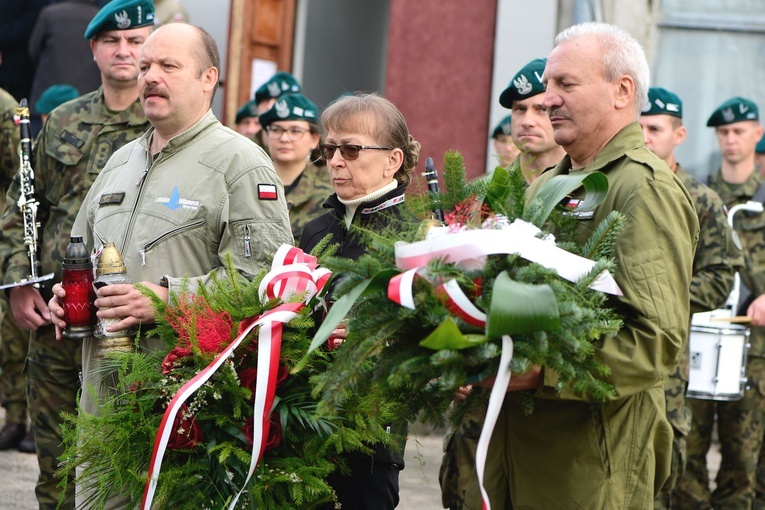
top-left (463, 22), bottom-right (698, 509)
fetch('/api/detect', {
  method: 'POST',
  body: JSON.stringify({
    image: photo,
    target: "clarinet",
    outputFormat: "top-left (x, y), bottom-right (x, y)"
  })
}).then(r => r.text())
top-left (0, 99), bottom-right (54, 290)
top-left (423, 157), bottom-right (444, 223)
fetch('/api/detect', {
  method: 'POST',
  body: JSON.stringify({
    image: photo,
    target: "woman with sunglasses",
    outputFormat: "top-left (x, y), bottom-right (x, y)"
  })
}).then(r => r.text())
top-left (299, 93), bottom-right (421, 510)
top-left (259, 93), bottom-right (334, 245)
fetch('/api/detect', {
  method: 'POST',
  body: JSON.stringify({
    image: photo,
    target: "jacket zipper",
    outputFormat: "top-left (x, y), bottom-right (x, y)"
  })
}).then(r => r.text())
top-left (139, 219), bottom-right (205, 266)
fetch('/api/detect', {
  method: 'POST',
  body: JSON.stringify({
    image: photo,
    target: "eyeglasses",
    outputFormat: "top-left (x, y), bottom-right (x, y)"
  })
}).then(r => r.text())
top-left (266, 125), bottom-right (310, 141)
top-left (318, 143), bottom-right (394, 161)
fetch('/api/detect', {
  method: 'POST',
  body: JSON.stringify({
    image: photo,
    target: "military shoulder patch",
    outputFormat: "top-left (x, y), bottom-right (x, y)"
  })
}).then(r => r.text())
top-left (99, 192), bottom-right (125, 206)
top-left (257, 184), bottom-right (278, 200)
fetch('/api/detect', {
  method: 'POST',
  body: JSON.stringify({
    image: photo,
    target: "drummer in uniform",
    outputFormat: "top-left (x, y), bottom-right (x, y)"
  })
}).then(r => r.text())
top-left (639, 87), bottom-right (744, 509)
top-left (675, 96), bottom-right (765, 509)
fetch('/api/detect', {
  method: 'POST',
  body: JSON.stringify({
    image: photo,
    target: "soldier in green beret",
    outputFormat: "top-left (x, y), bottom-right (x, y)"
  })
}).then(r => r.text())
top-left (0, 1), bottom-right (154, 507)
top-left (638, 86), bottom-right (744, 510)
top-left (259, 93), bottom-right (334, 245)
top-left (675, 96), bottom-right (765, 509)
top-left (755, 133), bottom-right (765, 178)
top-left (235, 98), bottom-right (261, 140)
top-left (489, 114), bottom-right (518, 168)
top-left (35, 84), bottom-right (80, 122)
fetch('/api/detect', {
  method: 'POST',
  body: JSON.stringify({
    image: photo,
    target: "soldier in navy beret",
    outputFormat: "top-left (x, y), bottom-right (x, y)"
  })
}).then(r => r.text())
top-left (35, 84), bottom-right (80, 121)
top-left (707, 96), bottom-right (759, 127)
top-left (84, 0), bottom-right (155, 39)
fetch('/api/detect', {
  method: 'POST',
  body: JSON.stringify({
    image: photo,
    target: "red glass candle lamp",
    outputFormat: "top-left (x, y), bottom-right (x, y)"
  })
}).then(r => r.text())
top-left (62, 235), bottom-right (96, 339)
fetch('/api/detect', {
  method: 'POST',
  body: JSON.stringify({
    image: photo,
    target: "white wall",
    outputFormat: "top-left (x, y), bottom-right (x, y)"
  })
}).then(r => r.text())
top-left (487, 0), bottom-right (559, 174)
top-left (180, 0), bottom-right (231, 118)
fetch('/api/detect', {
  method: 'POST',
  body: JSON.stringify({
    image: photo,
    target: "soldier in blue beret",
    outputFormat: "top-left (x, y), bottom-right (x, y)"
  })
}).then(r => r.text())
top-left (35, 84), bottom-right (80, 121)
top-left (640, 87), bottom-right (744, 510)
top-left (0, 1), bottom-right (154, 508)
top-left (675, 95), bottom-right (765, 509)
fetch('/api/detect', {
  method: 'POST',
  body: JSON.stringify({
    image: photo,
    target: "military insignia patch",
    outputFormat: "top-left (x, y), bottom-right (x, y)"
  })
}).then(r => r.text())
top-left (258, 183), bottom-right (278, 200)
top-left (275, 99), bottom-right (289, 118)
top-left (722, 107), bottom-right (735, 123)
top-left (267, 81), bottom-right (281, 98)
top-left (98, 192), bottom-right (125, 206)
top-left (115, 10), bottom-right (131, 29)
top-left (513, 74), bottom-right (532, 95)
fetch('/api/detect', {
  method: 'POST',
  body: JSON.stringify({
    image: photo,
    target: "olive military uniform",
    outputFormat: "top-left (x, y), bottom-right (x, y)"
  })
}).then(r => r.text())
top-left (656, 164), bottom-right (743, 510)
top-left (285, 162), bottom-right (333, 246)
top-left (676, 168), bottom-right (765, 509)
top-left (463, 123), bottom-right (698, 510)
top-left (1, 87), bottom-right (149, 509)
top-left (0, 87), bottom-right (28, 441)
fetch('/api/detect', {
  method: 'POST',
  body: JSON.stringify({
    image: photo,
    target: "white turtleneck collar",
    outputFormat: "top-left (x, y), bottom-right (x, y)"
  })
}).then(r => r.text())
top-left (338, 180), bottom-right (398, 228)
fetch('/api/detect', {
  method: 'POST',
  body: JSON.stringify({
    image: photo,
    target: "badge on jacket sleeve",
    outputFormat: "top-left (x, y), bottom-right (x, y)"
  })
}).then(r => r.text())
top-left (257, 183), bottom-right (278, 200)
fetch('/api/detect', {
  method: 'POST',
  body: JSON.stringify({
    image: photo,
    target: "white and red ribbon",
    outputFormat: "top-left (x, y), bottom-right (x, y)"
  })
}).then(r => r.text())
top-left (388, 221), bottom-right (621, 510)
top-left (141, 245), bottom-right (328, 510)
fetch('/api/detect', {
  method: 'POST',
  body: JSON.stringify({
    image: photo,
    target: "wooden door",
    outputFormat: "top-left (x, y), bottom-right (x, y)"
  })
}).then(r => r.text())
top-left (224, 0), bottom-right (296, 125)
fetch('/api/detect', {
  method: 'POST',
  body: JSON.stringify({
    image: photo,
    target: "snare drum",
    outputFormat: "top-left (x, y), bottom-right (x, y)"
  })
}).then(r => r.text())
top-left (687, 323), bottom-right (750, 401)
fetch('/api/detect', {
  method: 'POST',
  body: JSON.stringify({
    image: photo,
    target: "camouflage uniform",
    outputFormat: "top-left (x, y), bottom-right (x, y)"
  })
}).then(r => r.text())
top-left (656, 165), bottom-right (742, 510)
top-left (1, 88), bottom-right (148, 510)
top-left (286, 162), bottom-right (334, 245)
top-left (675, 168), bottom-right (765, 510)
top-left (0, 88), bottom-right (28, 433)
top-left (439, 405), bottom-right (486, 509)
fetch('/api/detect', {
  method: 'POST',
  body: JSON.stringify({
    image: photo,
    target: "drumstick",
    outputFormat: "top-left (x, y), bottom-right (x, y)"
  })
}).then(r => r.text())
top-left (708, 316), bottom-right (752, 324)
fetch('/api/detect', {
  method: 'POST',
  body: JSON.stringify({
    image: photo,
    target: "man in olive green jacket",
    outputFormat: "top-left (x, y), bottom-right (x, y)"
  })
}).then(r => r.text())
top-left (464, 22), bottom-right (698, 510)
top-left (1, 2), bottom-right (154, 506)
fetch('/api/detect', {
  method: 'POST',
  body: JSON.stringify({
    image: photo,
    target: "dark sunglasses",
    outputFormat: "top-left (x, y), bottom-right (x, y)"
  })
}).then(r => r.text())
top-left (318, 143), bottom-right (394, 161)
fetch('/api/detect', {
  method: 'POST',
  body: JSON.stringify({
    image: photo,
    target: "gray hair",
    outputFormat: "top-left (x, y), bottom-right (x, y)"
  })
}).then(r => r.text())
top-left (555, 22), bottom-right (649, 119)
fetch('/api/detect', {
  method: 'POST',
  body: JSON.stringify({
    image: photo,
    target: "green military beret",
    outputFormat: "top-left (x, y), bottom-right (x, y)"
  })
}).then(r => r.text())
top-left (35, 84), bottom-right (80, 114)
top-left (259, 93), bottom-right (319, 129)
top-left (642, 87), bottom-right (682, 118)
top-left (707, 97), bottom-right (759, 127)
top-left (491, 115), bottom-right (512, 138)
top-left (254, 72), bottom-right (301, 105)
top-left (84, 0), bottom-right (155, 39)
top-left (757, 135), bottom-right (765, 154)
top-left (499, 58), bottom-right (546, 108)
top-left (235, 100), bottom-right (258, 124)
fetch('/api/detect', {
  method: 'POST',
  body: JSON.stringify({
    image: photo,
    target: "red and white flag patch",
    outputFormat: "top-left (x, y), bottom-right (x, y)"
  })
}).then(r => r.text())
top-left (258, 183), bottom-right (278, 200)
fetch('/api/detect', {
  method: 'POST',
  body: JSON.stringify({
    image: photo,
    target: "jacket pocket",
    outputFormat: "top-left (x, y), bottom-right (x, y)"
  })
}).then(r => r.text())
top-left (139, 219), bottom-right (207, 267)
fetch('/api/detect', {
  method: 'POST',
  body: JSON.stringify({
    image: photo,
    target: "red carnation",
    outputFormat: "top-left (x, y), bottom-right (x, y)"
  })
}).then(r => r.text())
top-left (162, 346), bottom-right (192, 375)
top-left (276, 364), bottom-right (289, 388)
top-left (167, 405), bottom-right (203, 449)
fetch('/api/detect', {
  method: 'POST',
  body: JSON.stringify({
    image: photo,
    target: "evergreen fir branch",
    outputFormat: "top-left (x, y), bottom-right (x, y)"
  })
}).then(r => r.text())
top-left (581, 210), bottom-right (626, 260)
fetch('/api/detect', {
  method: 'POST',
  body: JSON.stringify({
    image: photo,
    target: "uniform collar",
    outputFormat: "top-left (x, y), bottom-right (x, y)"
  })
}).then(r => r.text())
top-left (139, 109), bottom-right (219, 156)
top-left (79, 87), bottom-right (147, 127)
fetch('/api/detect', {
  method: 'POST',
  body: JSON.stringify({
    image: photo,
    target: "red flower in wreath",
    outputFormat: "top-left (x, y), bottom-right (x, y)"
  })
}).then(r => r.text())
top-left (243, 413), bottom-right (282, 452)
top-left (239, 367), bottom-right (258, 402)
top-left (167, 405), bottom-right (203, 449)
top-left (162, 346), bottom-right (192, 375)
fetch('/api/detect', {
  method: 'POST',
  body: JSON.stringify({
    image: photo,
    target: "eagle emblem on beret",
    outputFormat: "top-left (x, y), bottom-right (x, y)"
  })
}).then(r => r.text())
top-left (267, 81), bottom-right (281, 98)
top-left (722, 107), bottom-right (735, 123)
top-left (115, 10), bottom-right (131, 29)
top-left (513, 74), bottom-right (532, 95)
top-left (275, 99), bottom-right (290, 118)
